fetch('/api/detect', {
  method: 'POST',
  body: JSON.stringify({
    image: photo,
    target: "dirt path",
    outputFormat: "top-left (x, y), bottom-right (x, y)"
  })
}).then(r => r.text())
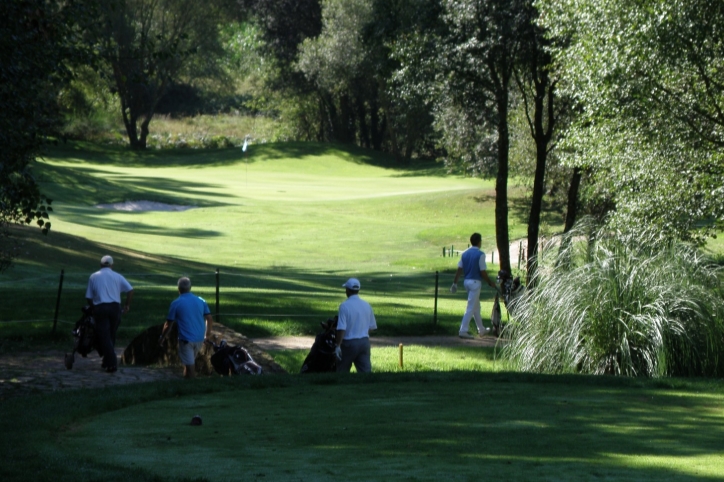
top-left (0, 335), bottom-right (502, 401)
top-left (249, 335), bottom-right (501, 351)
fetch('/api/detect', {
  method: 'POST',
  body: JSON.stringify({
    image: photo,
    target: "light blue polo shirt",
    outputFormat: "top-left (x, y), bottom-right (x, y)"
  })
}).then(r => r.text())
top-left (166, 292), bottom-right (211, 342)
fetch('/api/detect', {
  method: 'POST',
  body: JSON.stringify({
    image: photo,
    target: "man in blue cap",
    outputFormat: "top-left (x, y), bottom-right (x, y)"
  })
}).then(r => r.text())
top-left (334, 278), bottom-right (377, 373)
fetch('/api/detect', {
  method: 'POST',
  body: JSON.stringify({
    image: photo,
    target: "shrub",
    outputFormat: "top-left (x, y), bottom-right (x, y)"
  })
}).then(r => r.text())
top-left (501, 223), bottom-right (724, 377)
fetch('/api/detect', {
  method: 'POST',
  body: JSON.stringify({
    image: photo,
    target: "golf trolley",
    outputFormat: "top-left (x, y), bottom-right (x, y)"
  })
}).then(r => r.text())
top-left (64, 305), bottom-right (97, 369)
top-left (491, 270), bottom-right (525, 337)
top-left (207, 339), bottom-right (263, 376)
top-left (300, 316), bottom-right (338, 373)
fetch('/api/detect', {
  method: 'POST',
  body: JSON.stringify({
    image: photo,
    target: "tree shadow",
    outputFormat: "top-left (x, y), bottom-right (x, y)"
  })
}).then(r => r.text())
top-left (35, 162), bottom-right (231, 207)
top-left (44, 140), bottom-right (456, 176)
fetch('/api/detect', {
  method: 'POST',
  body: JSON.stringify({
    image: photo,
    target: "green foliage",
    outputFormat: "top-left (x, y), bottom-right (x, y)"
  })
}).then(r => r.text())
top-left (0, 0), bottom-right (96, 271)
top-left (94, 0), bottom-right (232, 149)
top-left (502, 222), bottom-right (724, 377)
top-left (538, 0), bottom-right (724, 241)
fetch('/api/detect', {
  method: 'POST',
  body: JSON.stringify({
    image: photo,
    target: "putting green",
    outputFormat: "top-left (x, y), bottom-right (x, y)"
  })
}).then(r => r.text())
top-left (37, 142), bottom-right (512, 272)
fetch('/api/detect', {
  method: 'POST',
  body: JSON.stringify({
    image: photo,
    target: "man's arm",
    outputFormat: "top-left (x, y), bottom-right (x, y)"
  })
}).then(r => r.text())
top-left (335, 329), bottom-right (346, 346)
top-left (159, 320), bottom-right (173, 346)
top-left (123, 290), bottom-right (134, 314)
top-left (204, 314), bottom-right (214, 340)
top-left (481, 270), bottom-right (496, 288)
top-left (452, 267), bottom-right (463, 285)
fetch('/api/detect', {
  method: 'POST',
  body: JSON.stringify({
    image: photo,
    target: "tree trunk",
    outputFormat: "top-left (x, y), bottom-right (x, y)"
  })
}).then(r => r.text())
top-left (356, 95), bottom-right (370, 148)
top-left (526, 73), bottom-right (555, 288)
top-left (556, 166), bottom-right (583, 269)
top-left (370, 94), bottom-right (382, 150)
top-left (564, 167), bottom-right (582, 233)
top-left (495, 90), bottom-right (511, 274)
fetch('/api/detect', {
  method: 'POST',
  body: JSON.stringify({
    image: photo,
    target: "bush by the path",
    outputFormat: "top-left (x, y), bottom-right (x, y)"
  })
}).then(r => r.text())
top-left (502, 225), bottom-right (724, 377)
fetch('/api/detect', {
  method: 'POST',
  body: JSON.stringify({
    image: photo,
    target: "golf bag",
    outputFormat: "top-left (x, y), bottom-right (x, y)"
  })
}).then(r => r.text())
top-left (64, 305), bottom-right (97, 369)
top-left (300, 316), bottom-right (338, 374)
top-left (491, 294), bottom-right (503, 337)
top-left (209, 340), bottom-right (263, 376)
top-left (492, 270), bottom-right (525, 337)
top-left (497, 270), bottom-right (525, 312)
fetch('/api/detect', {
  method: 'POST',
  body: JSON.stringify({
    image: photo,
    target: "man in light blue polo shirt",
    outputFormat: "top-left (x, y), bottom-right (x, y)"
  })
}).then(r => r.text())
top-left (451, 233), bottom-right (497, 339)
top-left (86, 255), bottom-right (134, 373)
top-left (335, 278), bottom-right (377, 373)
top-left (159, 277), bottom-right (214, 379)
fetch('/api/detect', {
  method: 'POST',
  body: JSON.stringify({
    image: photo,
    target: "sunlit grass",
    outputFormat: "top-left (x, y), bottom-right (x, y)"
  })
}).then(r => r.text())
top-left (269, 345), bottom-right (509, 373)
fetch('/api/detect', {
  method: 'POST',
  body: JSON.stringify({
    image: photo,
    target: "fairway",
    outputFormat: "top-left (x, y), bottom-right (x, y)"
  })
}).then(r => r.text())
top-left (37, 141), bottom-right (509, 271)
top-left (44, 374), bottom-right (724, 481)
top-left (1, 141), bottom-right (533, 339)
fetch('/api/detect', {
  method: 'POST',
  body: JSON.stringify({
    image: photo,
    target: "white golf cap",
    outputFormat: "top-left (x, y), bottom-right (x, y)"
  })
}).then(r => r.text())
top-left (342, 278), bottom-right (361, 290)
top-left (100, 255), bottom-right (113, 266)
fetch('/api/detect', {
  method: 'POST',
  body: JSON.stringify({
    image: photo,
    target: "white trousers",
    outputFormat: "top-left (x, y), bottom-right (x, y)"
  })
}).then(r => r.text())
top-left (459, 279), bottom-right (484, 334)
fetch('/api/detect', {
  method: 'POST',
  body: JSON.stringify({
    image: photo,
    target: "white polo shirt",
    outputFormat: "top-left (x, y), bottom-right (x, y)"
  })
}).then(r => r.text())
top-left (86, 267), bottom-right (133, 304)
top-left (337, 294), bottom-right (377, 340)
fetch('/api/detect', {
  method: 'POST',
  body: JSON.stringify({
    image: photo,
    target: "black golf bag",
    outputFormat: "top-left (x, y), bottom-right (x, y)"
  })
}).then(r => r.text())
top-left (493, 270), bottom-right (525, 337)
top-left (209, 340), bottom-right (263, 376)
top-left (64, 305), bottom-right (97, 369)
top-left (300, 316), bottom-right (338, 373)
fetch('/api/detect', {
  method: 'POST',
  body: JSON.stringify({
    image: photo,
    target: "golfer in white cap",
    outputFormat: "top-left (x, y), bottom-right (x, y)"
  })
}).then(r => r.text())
top-left (334, 278), bottom-right (377, 373)
top-left (85, 255), bottom-right (134, 373)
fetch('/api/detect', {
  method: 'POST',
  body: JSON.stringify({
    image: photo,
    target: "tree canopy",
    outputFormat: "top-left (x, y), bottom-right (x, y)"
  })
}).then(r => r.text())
top-left (0, 0), bottom-right (94, 271)
top-left (539, 0), bottom-right (724, 241)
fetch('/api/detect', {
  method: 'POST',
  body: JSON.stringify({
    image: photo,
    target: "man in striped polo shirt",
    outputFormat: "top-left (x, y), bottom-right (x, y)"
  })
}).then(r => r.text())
top-left (451, 233), bottom-right (497, 339)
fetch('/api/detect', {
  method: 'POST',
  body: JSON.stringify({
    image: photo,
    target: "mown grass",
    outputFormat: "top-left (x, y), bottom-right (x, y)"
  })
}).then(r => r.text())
top-left (3, 372), bottom-right (723, 481)
top-left (2, 141), bottom-right (525, 342)
top-left (270, 345), bottom-right (509, 374)
top-left (3, 140), bottom-right (724, 481)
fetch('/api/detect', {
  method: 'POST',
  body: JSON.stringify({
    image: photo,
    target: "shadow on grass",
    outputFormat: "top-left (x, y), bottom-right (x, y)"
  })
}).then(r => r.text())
top-left (0, 226), bottom-right (479, 341)
top-left (35, 162), bottom-right (231, 208)
top-left (2, 372), bottom-right (722, 481)
top-left (43, 140), bottom-right (452, 174)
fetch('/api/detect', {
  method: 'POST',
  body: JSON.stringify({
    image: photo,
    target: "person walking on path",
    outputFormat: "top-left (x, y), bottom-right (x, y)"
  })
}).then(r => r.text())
top-left (159, 277), bottom-right (214, 379)
top-left (85, 255), bottom-right (134, 373)
top-left (451, 233), bottom-right (497, 339)
top-left (334, 278), bottom-right (377, 373)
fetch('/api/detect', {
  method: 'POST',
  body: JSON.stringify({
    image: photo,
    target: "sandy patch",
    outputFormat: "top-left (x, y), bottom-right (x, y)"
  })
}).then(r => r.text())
top-left (95, 200), bottom-right (195, 212)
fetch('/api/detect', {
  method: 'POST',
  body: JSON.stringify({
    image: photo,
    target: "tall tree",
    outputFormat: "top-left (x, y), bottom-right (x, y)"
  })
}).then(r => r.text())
top-left (96, 0), bottom-right (228, 149)
top-left (538, 0), bottom-right (724, 240)
top-left (438, 0), bottom-right (532, 274)
top-left (513, 5), bottom-right (566, 285)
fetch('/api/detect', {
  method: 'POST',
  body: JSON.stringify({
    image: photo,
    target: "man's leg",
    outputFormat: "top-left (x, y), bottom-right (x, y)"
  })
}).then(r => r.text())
top-left (337, 339), bottom-right (363, 373)
top-left (93, 304), bottom-right (117, 371)
top-left (352, 338), bottom-right (372, 373)
top-left (178, 340), bottom-right (200, 379)
top-left (460, 280), bottom-right (482, 335)
top-left (109, 306), bottom-right (121, 347)
top-left (470, 289), bottom-right (485, 334)
top-left (183, 364), bottom-right (196, 379)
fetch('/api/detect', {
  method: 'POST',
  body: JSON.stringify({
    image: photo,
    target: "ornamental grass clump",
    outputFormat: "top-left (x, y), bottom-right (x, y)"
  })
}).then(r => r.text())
top-left (501, 225), bottom-right (724, 377)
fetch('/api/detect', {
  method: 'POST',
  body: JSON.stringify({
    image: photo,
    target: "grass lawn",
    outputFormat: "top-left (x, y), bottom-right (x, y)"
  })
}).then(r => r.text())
top-left (3, 371), bottom-right (723, 481)
top-left (2, 141), bottom-right (724, 481)
top-left (1, 141), bottom-right (534, 341)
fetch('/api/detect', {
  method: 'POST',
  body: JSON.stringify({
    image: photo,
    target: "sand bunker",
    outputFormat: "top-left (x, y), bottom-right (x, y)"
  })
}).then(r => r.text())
top-left (95, 201), bottom-right (195, 212)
